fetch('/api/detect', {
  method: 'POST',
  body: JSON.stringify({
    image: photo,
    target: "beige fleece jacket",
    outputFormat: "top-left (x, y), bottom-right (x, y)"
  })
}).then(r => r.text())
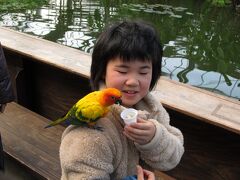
top-left (59, 91), bottom-right (184, 180)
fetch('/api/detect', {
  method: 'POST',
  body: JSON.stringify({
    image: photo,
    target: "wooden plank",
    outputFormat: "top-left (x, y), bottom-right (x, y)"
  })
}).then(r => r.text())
top-left (154, 170), bottom-right (176, 180)
top-left (1, 26), bottom-right (240, 134)
top-left (155, 77), bottom-right (240, 134)
top-left (0, 27), bottom-right (91, 78)
top-left (0, 102), bottom-right (65, 179)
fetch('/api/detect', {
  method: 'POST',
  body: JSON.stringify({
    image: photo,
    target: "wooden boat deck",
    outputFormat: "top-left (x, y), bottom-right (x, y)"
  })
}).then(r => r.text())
top-left (1, 27), bottom-right (239, 134)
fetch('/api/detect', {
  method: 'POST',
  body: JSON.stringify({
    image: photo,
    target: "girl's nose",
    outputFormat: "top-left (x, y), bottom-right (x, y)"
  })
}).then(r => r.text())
top-left (125, 76), bottom-right (139, 86)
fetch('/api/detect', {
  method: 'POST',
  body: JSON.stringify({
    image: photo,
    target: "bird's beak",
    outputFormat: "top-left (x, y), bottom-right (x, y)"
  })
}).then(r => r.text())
top-left (115, 99), bottom-right (122, 105)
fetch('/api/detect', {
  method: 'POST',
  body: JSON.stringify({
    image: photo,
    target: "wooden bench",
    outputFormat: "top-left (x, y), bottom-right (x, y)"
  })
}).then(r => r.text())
top-left (0, 102), bottom-right (64, 179)
top-left (0, 27), bottom-right (239, 134)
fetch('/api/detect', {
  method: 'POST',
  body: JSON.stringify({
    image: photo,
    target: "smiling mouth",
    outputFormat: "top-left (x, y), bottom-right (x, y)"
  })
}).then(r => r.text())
top-left (123, 90), bottom-right (138, 94)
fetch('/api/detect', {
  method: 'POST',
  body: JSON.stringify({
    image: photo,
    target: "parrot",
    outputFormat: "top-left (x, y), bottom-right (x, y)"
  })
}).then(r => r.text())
top-left (44, 88), bottom-right (122, 130)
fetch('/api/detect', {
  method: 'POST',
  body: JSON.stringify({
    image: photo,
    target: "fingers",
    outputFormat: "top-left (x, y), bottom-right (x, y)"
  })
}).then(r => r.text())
top-left (125, 119), bottom-right (154, 134)
top-left (123, 129), bottom-right (149, 144)
top-left (142, 169), bottom-right (155, 179)
top-left (137, 165), bottom-right (155, 180)
top-left (137, 165), bottom-right (144, 180)
top-left (123, 131), bottom-right (135, 142)
top-left (125, 126), bottom-right (150, 137)
top-left (123, 119), bottom-right (156, 144)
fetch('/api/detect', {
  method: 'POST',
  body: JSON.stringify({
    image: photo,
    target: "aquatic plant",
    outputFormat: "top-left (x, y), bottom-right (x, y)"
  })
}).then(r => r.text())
top-left (208, 0), bottom-right (231, 7)
top-left (0, 0), bottom-right (48, 11)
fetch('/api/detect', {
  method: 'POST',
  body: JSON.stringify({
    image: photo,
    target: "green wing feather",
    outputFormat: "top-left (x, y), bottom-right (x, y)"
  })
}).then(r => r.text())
top-left (44, 105), bottom-right (78, 128)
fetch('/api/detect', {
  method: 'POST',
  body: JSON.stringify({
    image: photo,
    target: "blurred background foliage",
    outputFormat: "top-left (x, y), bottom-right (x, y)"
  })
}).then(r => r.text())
top-left (0, 0), bottom-right (48, 11)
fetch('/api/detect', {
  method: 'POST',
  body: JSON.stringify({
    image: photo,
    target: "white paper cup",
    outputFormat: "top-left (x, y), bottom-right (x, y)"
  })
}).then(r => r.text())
top-left (120, 108), bottom-right (138, 125)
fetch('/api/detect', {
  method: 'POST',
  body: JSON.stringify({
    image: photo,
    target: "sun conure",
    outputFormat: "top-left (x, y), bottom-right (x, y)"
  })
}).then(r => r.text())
top-left (45, 88), bottom-right (122, 130)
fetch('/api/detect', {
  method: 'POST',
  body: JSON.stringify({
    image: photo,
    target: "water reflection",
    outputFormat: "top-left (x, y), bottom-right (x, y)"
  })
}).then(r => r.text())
top-left (162, 57), bottom-right (240, 98)
top-left (0, 0), bottom-right (239, 99)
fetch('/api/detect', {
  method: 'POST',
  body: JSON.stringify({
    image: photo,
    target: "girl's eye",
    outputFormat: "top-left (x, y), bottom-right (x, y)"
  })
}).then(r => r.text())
top-left (117, 71), bottom-right (127, 74)
top-left (139, 72), bottom-right (149, 75)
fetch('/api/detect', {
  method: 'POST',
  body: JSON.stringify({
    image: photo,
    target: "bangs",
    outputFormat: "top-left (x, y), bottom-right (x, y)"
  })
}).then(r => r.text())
top-left (104, 27), bottom-right (155, 63)
top-left (117, 39), bottom-right (152, 62)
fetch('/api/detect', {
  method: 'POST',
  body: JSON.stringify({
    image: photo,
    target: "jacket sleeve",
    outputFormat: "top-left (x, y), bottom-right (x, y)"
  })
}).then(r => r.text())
top-left (135, 96), bottom-right (184, 171)
top-left (0, 43), bottom-right (15, 104)
top-left (60, 126), bottom-right (114, 180)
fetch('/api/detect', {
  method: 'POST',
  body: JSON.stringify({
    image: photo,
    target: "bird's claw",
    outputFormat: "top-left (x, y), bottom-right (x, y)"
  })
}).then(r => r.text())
top-left (93, 126), bottom-right (103, 131)
top-left (91, 125), bottom-right (104, 131)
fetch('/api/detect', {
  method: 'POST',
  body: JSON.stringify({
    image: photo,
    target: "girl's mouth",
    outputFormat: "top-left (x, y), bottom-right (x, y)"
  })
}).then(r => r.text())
top-left (122, 90), bottom-right (138, 97)
top-left (123, 90), bottom-right (137, 94)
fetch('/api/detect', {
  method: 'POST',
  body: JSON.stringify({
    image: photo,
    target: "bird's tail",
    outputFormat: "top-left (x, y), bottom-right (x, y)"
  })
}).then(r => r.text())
top-left (44, 116), bottom-right (66, 129)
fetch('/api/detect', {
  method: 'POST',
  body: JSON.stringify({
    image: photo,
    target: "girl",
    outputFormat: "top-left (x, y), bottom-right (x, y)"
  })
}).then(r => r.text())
top-left (60, 20), bottom-right (184, 179)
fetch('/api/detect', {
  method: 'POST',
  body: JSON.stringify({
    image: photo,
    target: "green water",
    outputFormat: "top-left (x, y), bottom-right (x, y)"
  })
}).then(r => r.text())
top-left (0, 0), bottom-right (239, 99)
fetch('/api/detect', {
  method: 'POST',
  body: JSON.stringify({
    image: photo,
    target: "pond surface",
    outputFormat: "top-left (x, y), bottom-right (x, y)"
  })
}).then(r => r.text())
top-left (0, 0), bottom-right (239, 99)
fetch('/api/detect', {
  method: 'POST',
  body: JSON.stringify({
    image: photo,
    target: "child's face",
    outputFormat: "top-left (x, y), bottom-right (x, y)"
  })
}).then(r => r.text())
top-left (105, 57), bottom-right (152, 107)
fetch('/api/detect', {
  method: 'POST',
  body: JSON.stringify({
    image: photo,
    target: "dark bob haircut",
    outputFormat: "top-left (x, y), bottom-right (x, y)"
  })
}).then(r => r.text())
top-left (90, 20), bottom-right (163, 91)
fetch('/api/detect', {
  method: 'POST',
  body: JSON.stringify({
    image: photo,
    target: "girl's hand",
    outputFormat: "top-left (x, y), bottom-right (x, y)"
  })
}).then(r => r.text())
top-left (123, 118), bottom-right (156, 145)
top-left (137, 165), bottom-right (155, 180)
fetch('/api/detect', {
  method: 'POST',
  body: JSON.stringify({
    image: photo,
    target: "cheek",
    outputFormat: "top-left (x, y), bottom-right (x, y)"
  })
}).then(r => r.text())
top-left (139, 76), bottom-right (152, 98)
top-left (142, 74), bottom-right (152, 89)
top-left (141, 80), bottom-right (151, 95)
top-left (105, 72), bottom-right (122, 88)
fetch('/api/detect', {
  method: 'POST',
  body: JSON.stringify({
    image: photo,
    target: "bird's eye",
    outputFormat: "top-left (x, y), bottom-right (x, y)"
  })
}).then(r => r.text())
top-left (111, 96), bottom-right (115, 100)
